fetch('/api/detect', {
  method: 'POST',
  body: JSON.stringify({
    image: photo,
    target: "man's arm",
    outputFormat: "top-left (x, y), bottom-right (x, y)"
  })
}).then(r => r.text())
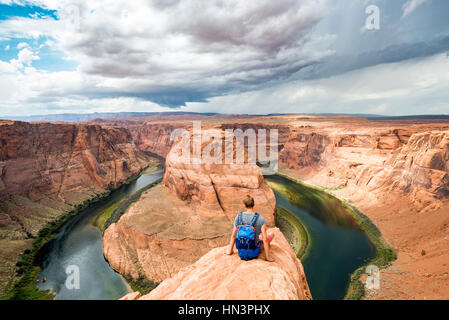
top-left (261, 225), bottom-right (274, 262)
top-left (225, 226), bottom-right (237, 255)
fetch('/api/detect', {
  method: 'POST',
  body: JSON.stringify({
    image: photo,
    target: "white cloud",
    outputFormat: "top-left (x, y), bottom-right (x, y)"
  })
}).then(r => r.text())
top-left (0, 0), bottom-right (447, 117)
top-left (0, 47), bottom-right (40, 75)
top-left (5, 45), bottom-right (10, 51)
top-left (402, 0), bottom-right (431, 18)
top-left (0, 0), bottom-right (331, 108)
top-left (17, 42), bottom-right (28, 49)
top-left (0, 60), bottom-right (15, 73)
top-left (11, 48), bottom-right (40, 70)
top-left (2, 51), bottom-right (449, 117)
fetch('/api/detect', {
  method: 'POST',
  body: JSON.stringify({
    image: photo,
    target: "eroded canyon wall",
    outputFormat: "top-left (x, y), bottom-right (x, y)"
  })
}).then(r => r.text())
top-left (112, 116), bottom-right (449, 299)
top-left (0, 121), bottom-right (151, 203)
top-left (103, 130), bottom-right (276, 285)
top-left (220, 117), bottom-right (449, 300)
top-left (0, 120), bottom-right (152, 294)
top-left (221, 119), bottom-right (449, 213)
top-left (128, 123), bottom-right (178, 158)
top-left (163, 130), bottom-right (276, 224)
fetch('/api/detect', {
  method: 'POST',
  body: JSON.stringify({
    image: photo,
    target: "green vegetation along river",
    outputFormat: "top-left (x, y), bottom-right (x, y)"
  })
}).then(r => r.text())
top-left (266, 175), bottom-right (377, 300)
top-left (27, 168), bottom-right (377, 300)
top-left (34, 168), bottom-right (164, 300)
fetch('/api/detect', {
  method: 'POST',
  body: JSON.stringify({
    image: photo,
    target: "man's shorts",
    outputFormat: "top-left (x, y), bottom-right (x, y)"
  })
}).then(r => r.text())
top-left (258, 234), bottom-right (273, 250)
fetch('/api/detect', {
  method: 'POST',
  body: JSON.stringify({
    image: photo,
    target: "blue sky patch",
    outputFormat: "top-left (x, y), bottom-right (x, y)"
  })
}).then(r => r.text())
top-left (0, 3), bottom-right (76, 72)
top-left (0, 3), bottom-right (57, 20)
top-left (34, 44), bottom-right (79, 72)
top-left (0, 0), bottom-right (448, 116)
top-left (0, 37), bottom-right (78, 72)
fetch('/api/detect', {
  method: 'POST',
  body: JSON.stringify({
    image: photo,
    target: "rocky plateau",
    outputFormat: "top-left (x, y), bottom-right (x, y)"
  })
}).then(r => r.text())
top-left (99, 114), bottom-right (449, 299)
top-left (0, 120), bottom-right (152, 295)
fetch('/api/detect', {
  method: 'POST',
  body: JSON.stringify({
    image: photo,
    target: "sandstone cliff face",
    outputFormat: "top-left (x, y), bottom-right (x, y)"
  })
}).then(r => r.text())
top-left (101, 115), bottom-right (449, 299)
top-left (0, 120), bottom-right (153, 295)
top-left (95, 115), bottom-right (449, 225)
top-left (89, 114), bottom-right (259, 158)
top-left (0, 121), bottom-right (151, 205)
top-left (285, 129), bottom-right (449, 213)
top-left (163, 130), bottom-right (276, 225)
top-left (103, 131), bottom-right (276, 285)
top-left (221, 119), bottom-right (449, 213)
top-left (387, 131), bottom-right (449, 199)
top-left (88, 116), bottom-right (449, 210)
top-left (123, 228), bottom-right (311, 300)
top-left (103, 184), bottom-right (232, 283)
top-left (128, 123), bottom-right (178, 158)
top-left (0, 121), bottom-right (151, 209)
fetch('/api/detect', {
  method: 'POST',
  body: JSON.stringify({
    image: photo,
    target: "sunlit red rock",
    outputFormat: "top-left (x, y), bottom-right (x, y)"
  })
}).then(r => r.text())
top-left (103, 130), bottom-right (277, 285)
top-left (106, 115), bottom-right (449, 300)
top-left (124, 229), bottom-right (311, 300)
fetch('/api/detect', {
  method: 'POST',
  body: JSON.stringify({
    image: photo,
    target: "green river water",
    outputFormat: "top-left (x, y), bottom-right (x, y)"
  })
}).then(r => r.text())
top-left (34, 170), bottom-right (375, 300)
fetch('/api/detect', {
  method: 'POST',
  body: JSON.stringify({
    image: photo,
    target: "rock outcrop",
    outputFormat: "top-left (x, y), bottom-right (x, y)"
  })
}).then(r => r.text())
top-left (282, 128), bottom-right (449, 214)
top-left (0, 121), bottom-right (151, 213)
top-left (385, 131), bottom-right (449, 205)
top-left (89, 114), bottom-right (259, 158)
top-left (221, 118), bottom-right (449, 213)
top-left (163, 130), bottom-right (276, 225)
top-left (105, 115), bottom-right (449, 299)
top-left (103, 184), bottom-right (232, 282)
top-left (0, 120), bottom-right (152, 295)
top-left (124, 228), bottom-right (311, 300)
top-left (129, 123), bottom-right (178, 158)
top-left (103, 130), bottom-right (276, 284)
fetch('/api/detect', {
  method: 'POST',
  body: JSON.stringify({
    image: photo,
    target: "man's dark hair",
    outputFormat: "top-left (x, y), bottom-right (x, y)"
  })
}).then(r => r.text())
top-left (243, 195), bottom-right (255, 208)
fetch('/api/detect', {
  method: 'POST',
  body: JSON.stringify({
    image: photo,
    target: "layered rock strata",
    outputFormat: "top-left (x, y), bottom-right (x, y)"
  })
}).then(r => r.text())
top-left (103, 130), bottom-right (276, 284)
top-left (0, 120), bottom-right (152, 294)
top-left (128, 229), bottom-right (312, 300)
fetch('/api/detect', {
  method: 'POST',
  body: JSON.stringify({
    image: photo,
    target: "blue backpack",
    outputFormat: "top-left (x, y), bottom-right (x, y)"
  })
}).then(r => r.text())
top-left (235, 212), bottom-right (261, 261)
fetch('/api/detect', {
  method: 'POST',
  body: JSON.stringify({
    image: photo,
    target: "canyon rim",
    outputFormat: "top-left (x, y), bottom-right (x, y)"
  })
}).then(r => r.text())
top-left (100, 115), bottom-right (449, 300)
top-left (1, 0), bottom-right (449, 305)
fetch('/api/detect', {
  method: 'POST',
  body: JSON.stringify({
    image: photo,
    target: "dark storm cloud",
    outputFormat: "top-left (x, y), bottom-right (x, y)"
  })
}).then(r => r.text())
top-left (299, 35), bottom-right (449, 80)
top-left (51, 0), bottom-right (329, 107)
top-left (2, 0), bottom-right (449, 116)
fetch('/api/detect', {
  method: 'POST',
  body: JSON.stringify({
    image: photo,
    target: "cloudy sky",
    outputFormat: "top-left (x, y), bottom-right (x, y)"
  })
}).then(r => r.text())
top-left (0, 0), bottom-right (448, 116)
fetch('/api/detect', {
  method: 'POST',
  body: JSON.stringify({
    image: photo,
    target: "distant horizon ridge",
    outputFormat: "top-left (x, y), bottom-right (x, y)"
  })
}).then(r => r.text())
top-left (2, 111), bottom-right (449, 123)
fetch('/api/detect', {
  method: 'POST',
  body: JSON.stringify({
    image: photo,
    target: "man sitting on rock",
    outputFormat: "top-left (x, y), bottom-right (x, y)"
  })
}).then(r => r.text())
top-left (225, 195), bottom-right (275, 262)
